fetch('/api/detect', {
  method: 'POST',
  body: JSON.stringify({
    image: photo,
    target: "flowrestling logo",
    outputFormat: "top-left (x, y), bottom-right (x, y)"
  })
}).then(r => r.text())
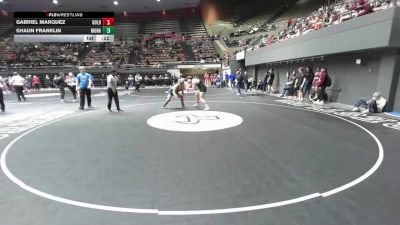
top-left (147, 111), bottom-right (243, 132)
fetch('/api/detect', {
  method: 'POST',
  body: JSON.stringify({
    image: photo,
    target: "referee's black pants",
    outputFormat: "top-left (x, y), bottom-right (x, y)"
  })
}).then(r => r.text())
top-left (107, 88), bottom-right (120, 110)
top-left (59, 85), bottom-right (65, 100)
top-left (14, 85), bottom-right (26, 101)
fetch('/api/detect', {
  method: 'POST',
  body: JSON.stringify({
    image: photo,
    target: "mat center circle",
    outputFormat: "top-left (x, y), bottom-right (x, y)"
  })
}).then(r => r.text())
top-left (147, 111), bottom-right (243, 132)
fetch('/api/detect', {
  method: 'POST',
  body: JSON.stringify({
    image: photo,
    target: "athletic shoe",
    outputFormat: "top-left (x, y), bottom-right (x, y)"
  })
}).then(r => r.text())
top-left (88, 106), bottom-right (93, 109)
top-left (203, 106), bottom-right (210, 111)
top-left (79, 107), bottom-right (84, 110)
top-left (237, 93), bottom-right (241, 96)
top-left (72, 99), bottom-right (76, 103)
top-left (352, 107), bottom-right (360, 112)
top-left (61, 99), bottom-right (65, 103)
top-left (193, 103), bottom-right (199, 107)
top-left (107, 108), bottom-right (112, 112)
top-left (362, 109), bottom-right (369, 114)
top-left (118, 109), bottom-right (124, 112)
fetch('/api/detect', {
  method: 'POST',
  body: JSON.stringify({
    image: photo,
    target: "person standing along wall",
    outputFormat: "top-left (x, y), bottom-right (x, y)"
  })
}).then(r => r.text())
top-left (267, 69), bottom-right (275, 94)
top-left (236, 72), bottom-right (244, 96)
top-left (229, 72), bottom-right (236, 88)
top-left (0, 76), bottom-right (6, 112)
top-left (243, 71), bottom-right (249, 92)
top-left (315, 68), bottom-right (328, 105)
top-left (302, 66), bottom-right (314, 100)
top-left (32, 75), bottom-right (41, 92)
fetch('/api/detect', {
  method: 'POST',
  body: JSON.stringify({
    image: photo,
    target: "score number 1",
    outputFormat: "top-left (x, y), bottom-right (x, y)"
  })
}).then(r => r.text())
top-left (102, 18), bottom-right (115, 26)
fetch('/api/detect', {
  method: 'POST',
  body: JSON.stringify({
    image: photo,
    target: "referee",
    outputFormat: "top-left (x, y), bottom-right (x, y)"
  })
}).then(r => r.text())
top-left (107, 68), bottom-right (123, 112)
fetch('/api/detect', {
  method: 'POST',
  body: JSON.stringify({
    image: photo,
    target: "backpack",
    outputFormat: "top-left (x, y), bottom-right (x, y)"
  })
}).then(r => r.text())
top-left (325, 75), bottom-right (332, 87)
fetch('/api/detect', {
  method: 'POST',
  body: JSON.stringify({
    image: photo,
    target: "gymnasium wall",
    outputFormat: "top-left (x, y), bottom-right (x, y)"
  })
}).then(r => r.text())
top-left (254, 52), bottom-right (382, 106)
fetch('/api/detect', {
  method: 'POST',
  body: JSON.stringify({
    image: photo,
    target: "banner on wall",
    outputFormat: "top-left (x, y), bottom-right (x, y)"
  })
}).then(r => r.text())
top-left (236, 51), bottom-right (245, 60)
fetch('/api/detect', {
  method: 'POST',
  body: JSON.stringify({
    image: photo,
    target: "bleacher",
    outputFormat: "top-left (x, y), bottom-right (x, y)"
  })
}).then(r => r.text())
top-left (0, 23), bottom-right (12, 37)
top-left (114, 23), bottom-right (140, 41)
top-left (145, 20), bottom-right (181, 34)
top-left (271, 0), bottom-right (323, 34)
top-left (187, 36), bottom-right (218, 61)
top-left (139, 34), bottom-right (185, 65)
top-left (184, 18), bottom-right (208, 36)
top-left (82, 42), bottom-right (132, 67)
top-left (181, 18), bottom-right (218, 62)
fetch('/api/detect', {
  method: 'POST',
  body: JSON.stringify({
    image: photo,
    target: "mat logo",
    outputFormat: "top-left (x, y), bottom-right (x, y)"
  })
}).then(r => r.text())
top-left (0, 134), bottom-right (9, 141)
top-left (382, 122), bottom-right (400, 131)
top-left (147, 111), bottom-right (243, 132)
top-left (174, 114), bottom-right (220, 124)
top-left (275, 99), bottom-right (399, 131)
top-left (0, 111), bottom-right (73, 139)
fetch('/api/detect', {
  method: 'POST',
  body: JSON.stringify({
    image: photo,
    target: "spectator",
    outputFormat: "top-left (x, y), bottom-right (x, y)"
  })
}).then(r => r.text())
top-left (126, 74), bottom-right (133, 87)
top-left (135, 73), bottom-right (142, 92)
top-left (236, 72), bottom-right (244, 95)
top-left (257, 79), bottom-right (263, 90)
top-left (32, 75), bottom-right (41, 91)
top-left (55, 72), bottom-right (66, 103)
top-left (229, 72), bottom-right (236, 88)
top-left (26, 75), bottom-right (33, 90)
top-left (302, 66), bottom-right (314, 100)
top-left (266, 69), bottom-right (275, 94)
top-left (358, 1), bottom-right (373, 16)
top-left (45, 74), bottom-right (52, 88)
top-left (204, 72), bottom-right (210, 87)
top-left (0, 76), bottom-right (5, 112)
top-left (65, 72), bottom-right (77, 103)
top-left (315, 68), bottom-right (328, 105)
top-left (262, 71), bottom-right (269, 93)
top-left (294, 68), bottom-right (305, 100)
top-left (100, 74), bottom-right (106, 87)
top-left (310, 67), bottom-right (321, 102)
top-left (353, 92), bottom-right (387, 113)
top-left (280, 71), bottom-right (296, 98)
top-left (243, 71), bottom-right (249, 92)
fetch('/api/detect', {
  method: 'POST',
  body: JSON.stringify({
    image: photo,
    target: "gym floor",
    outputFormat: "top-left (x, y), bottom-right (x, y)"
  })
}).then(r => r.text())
top-left (0, 87), bottom-right (399, 225)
